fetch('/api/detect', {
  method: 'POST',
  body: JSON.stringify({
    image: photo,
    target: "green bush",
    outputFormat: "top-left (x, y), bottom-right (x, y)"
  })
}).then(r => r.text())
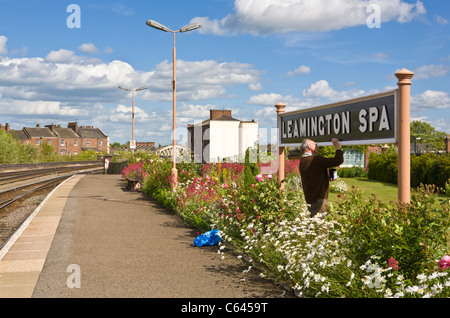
top-left (0, 130), bottom-right (36, 163)
top-left (411, 154), bottom-right (450, 189)
top-left (368, 152), bottom-right (450, 189)
top-left (338, 166), bottom-right (367, 178)
top-left (328, 184), bottom-right (450, 282)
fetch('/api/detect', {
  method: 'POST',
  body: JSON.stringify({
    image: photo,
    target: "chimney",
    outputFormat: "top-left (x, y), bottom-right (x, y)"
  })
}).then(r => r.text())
top-left (5, 123), bottom-right (10, 132)
top-left (68, 122), bottom-right (78, 133)
top-left (45, 123), bottom-right (55, 133)
top-left (210, 109), bottom-right (232, 120)
top-left (446, 135), bottom-right (450, 153)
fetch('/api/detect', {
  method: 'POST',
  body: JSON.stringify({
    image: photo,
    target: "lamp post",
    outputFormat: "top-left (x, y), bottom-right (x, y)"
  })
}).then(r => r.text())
top-left (413, 136), bottom-right (421, 155)
top-left (118, 86), bottom-right (148, 157)
top-left (146, 19), bottom-right (201, 188)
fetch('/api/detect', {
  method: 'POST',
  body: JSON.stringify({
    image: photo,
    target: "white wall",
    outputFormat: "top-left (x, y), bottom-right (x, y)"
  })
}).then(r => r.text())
top-left (210, 121), bottom-right (240, 162)
top-left (239, 122), bottom-right (259, 159)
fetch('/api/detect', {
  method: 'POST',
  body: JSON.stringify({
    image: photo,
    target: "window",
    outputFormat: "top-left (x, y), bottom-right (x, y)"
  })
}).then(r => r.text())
top-left (99, 140), bottom-right (103, 146)
top-left (61, 139), bottom-right (65, 146)
top-left (36, 139), bottom-right (40, 145)
top-left (47, 140), bottom-right (51, 145)
top-left (74, 140), bottom-right (78, 146)
top-left (343, 150), bottom-right (364, 167)
top-left (87, 140), bottom-right (91, 146)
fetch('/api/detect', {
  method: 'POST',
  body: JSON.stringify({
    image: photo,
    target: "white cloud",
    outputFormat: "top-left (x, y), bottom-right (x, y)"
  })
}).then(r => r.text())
top-left (371, 52), bottom-right (389, 59)
top-left (302, 80), bottom-right (365, 101)
top-left (108, 104), bottom-right (153, 123)
top-left (247, 93), bottom-right (312, 109)
top-left (0, 36), bottom-right (8, 55)
top-left (0, 53), bottom-right (262, 105)
top-left (413, 64), bottom-right (450, 80)
top-left (111, 3), bottom-right (134, 16)
top-left (78, 43), bottom-right (99, 54)
top-left (192, 0), bottom-right (426, 35)
top-left (434, 14), bottom-right (448, 25)
top-left (144, 59), bottom-right (263, 102)
top-left (103, 47), bottom-right (114, 54)
top-left (45, 49), bottom-right (81, 63)
top-left (0, 99), bottom-right (86, 117)
top-left (286, 65), bottom-right (311, 76)
top-left (0, 48), bottom-right (264, 144)
top-left (411, 90), bottom-right (450, 111)
top-left (177, 103), bottom-right (213, 119)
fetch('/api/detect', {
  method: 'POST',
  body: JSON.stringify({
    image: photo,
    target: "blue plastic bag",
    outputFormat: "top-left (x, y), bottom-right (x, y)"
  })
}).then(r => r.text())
top-left (194, 229), bottom-right (221, 247)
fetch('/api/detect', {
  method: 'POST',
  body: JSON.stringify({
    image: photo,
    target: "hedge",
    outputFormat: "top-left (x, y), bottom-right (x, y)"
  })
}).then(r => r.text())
top-left (368, 152), bottom-right (450, 189)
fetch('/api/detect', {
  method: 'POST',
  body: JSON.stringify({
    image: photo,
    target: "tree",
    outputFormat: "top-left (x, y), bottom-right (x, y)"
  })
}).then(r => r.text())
top-left (410, 120), bottom-right (447, 151)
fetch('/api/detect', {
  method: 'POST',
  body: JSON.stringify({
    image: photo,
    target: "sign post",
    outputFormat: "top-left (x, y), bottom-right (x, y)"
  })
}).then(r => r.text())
top-left (276, 68), bottom-right (413, 203)
top-left (395, 68), bottom-right (414, 204)
top-left (275, 102), bottom-right (286, 190)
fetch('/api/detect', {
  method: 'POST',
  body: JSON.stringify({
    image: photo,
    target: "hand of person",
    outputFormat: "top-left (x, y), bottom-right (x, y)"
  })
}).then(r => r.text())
top-left (331, 138), bottom-right (340, 150)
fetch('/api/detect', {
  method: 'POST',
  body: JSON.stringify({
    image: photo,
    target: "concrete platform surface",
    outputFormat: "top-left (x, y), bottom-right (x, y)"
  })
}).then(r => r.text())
top-left (0, 174), bottom-right (288, 298)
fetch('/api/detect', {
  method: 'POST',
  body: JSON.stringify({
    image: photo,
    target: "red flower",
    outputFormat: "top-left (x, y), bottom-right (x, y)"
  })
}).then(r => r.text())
top-left (388, 257), bottom-right (399, 270)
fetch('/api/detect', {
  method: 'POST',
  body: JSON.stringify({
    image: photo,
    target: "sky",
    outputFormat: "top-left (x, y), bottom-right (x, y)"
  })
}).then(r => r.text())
top-left (0, 0), bottom-right (449, 146)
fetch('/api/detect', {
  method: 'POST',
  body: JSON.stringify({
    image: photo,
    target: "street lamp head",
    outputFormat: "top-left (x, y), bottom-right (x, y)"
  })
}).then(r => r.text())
top-left (179, 23), bottom-right (202, 33)
top-left (136, 86), bottom-right (148, 91)
top-left (118, 86), bottom-right (130, 91)
top-left (146, 19), bottom-right (170, 32)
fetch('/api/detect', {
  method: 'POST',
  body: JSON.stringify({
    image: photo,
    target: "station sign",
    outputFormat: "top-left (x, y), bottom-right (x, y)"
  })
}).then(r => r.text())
top-left (130, 140), bottom-right (136, 149)
top-left (278, 90), bottom-right (398, 146)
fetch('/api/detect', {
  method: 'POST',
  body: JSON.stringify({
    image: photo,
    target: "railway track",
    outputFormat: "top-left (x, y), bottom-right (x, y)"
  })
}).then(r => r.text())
top-left (0, 162), bottom-right (104, 250)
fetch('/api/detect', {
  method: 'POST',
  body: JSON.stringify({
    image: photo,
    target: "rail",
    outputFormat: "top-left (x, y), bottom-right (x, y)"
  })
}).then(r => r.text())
top-left (0, 164), bottom-right (103, 250)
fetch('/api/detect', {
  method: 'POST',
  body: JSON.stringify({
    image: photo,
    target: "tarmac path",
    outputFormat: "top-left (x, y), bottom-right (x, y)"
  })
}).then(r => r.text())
top-left (30, 174), bottom-right (290, 298)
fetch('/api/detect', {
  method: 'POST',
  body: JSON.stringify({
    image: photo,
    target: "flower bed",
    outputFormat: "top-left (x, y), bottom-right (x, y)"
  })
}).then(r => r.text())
top-left (129, 156), bottom-right (450, 298)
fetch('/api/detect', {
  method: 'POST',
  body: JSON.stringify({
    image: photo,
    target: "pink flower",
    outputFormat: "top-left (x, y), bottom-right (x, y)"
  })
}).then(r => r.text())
top-left (388, 258), bottom-right (399, 270)
top-left (255, 174), bottom-right (264, 182)
top-left (222, 183), bottom-right (228, 189)
top-left (266, 174), bottom-right (273, 179)
top-left (438, 255), bottom-right (450, 270)
top-left (251, 184), bottom-right (255, 188)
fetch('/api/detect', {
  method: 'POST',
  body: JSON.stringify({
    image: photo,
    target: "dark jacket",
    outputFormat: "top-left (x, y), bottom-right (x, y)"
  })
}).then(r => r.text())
top-left (299, 150), bottom-right (344, 204)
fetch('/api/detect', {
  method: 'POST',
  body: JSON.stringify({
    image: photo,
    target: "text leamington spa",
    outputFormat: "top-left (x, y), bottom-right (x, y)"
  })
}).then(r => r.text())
top-left (279, 92), bottom-right (396, 145)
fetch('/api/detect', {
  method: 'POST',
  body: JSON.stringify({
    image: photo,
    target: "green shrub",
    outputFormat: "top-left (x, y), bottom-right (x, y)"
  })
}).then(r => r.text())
top-left (338, 166), bottom-right (367, 178)
top-left (368, 152), bottom-right (450, 189)
top-left (328, 184), bottom-right (450, 281)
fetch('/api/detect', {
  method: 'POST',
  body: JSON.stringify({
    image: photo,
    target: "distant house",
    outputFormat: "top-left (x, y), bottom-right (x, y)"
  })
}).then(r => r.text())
top-left (2, 122), bottom-right (109, 155)
top-left (69, 122), bottom-right (109, 153)
top-left (187, 110), bottom-right (259, 163)
top-left (24, 125), bottom-right (59, 152)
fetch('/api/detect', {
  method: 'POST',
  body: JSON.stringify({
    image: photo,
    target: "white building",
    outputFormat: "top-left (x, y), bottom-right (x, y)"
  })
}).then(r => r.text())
top-left (187, 110), bottom-right (259, 163)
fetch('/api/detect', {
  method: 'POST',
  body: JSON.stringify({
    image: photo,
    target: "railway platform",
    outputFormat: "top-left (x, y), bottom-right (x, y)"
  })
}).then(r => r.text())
top-left (0, 174), bottom-right (288, 298)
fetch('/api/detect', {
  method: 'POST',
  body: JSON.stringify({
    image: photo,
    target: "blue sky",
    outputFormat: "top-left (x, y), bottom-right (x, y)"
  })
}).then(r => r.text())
top-left (0, 0), bottom-right (449, 146)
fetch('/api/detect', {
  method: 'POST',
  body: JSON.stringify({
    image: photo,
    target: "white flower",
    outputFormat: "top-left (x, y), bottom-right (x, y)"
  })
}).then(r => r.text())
top-left (384, 288), bottom-right (393, 298)
top-left (417, 274), bottom-right (427, 282)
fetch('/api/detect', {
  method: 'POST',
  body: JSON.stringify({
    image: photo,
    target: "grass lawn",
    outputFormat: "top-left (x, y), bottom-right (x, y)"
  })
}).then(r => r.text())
top-left (328, 178), bottom-right (398, 203)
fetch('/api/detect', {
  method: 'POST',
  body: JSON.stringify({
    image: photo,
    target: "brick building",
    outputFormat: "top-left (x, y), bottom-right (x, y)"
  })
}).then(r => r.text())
top-left (1, 122), bottom-right (109, 155)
